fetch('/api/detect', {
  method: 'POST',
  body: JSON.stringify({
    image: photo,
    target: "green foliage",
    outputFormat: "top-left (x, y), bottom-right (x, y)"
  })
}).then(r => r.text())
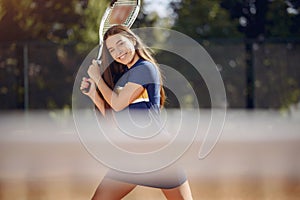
top-left (0, 0), bottom-right (86, 42)
top-left (0, 0), bottom-right (159, 50)
top-left (73, 0), bottom-right (109, 53)
top-left (266, 0), bottom-right (300, 37)
top-left (220, 0), bottom-right (300, 38)
top-left (171, 0), bottom-right (242, 39)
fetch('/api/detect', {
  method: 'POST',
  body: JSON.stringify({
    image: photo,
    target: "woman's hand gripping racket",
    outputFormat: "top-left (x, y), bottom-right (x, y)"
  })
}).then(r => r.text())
top-left (81, 0), bottom-right (141, 93)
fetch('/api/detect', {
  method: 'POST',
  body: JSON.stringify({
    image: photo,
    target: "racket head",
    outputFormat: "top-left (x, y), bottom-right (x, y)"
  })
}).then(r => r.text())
top-left (99, 0), bottom-right (141, 45)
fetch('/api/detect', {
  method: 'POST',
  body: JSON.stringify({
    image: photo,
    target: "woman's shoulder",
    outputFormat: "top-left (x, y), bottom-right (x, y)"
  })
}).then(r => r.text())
top-left (128, 59), bottom-right (159, 83)
top-left (133, 59), bottom-right (156, 72)
top-left (139, 59), bottom-right (153, 66)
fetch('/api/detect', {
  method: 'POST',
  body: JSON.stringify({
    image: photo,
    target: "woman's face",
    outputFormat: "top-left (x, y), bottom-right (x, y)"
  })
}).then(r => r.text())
top-left (105, 33), bottom-right (137, 67)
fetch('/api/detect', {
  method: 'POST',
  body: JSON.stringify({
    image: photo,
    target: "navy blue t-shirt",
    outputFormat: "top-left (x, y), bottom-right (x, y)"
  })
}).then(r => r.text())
top-left (115, 59), bottom-right (161, 111)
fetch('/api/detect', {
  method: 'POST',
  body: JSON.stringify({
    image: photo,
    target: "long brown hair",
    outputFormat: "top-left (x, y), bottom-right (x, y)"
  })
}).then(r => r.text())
top-left (100, 25), bottom-right (166, 107)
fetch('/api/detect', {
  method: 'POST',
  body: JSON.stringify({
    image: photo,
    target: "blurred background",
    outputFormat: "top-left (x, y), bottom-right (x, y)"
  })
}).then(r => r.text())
top-left (0, 0), bottom-right (300, 199)
top-left (0, 0), bottom-right (299, 110)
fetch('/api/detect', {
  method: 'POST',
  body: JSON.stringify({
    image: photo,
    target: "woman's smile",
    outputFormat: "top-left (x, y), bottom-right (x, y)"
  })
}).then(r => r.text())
top-left (118, 52), bottom-right (127, 61)
top-left (106, 34), bottom-right (138, 67)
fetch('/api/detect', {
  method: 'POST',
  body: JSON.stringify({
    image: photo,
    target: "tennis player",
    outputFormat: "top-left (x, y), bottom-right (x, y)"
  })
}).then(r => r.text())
top-left (80, 25), bottom-right (193, 200)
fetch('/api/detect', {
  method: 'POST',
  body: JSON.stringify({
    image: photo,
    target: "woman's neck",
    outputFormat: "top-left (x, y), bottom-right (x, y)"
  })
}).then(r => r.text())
top-left (127, 54), bottom-right (140, 68)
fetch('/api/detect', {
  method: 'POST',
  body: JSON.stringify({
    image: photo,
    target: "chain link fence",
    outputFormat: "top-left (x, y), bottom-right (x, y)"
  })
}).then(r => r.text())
top-left (0, 39), bottom-right (299, 110)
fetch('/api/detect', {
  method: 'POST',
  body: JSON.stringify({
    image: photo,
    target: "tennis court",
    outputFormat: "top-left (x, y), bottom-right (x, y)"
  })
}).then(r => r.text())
top-left (1, 109), bottom-right (299, 199)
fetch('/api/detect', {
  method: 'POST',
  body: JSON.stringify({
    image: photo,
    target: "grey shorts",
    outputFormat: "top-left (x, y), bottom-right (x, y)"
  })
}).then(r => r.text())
top-left (105, 167), bottom-right (187, 189)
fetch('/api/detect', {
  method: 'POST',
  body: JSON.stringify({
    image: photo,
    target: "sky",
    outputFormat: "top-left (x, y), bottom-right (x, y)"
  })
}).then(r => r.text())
top-left (143, 0), bottom-right (174, 17)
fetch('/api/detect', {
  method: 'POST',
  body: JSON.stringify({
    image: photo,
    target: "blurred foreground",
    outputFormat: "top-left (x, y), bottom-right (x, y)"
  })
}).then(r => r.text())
top-left (0, 109), bottom-right (300, 199)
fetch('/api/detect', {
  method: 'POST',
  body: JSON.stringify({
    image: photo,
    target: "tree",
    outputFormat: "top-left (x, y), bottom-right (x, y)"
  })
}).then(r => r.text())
top-left (220, 0), bottom-right (300, 109)
top-left (169, 0), bottom-right (300, 109)
top-left (266, 0), bottom-right (300, 37)
top-left (0, 0), bottom-right (91, 43)
top-left (73, 0), bottom-right (109, 52)
top-left (220, 0), bottom-right (300, 38)
top-left (165, 0), bottom-right (243, 108)
top-left (170, 0), bottom-right (242, 39)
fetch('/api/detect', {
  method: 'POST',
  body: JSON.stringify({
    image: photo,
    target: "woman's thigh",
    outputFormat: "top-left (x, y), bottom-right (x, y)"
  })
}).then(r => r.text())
top-left (161, 180), bottom-right (193, 200)
top-left (91, 178), bottom-right (136, 200)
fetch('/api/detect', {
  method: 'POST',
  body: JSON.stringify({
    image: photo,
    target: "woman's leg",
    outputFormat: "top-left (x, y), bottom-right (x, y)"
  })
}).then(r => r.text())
top-left (161, 180), bottom-right (193, 200)
top-left (91, 177), bottom-right (136, 200)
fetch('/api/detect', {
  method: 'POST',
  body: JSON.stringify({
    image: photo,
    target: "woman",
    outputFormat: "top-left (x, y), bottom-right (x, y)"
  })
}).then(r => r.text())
top-left (80, 25), bottom-right (193, 200)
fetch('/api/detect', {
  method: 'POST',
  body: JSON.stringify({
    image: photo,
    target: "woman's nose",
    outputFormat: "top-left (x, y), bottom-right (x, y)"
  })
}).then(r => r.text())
top-left (116, 47), bottom-right (123, 55)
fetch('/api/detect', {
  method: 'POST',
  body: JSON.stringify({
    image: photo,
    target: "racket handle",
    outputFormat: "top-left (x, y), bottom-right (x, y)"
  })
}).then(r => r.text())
top-left (81, 59), bottom-right (101, 93)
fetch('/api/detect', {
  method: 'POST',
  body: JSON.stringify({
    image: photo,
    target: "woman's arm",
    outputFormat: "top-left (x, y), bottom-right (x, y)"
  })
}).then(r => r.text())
top-left (97, 78), bottom-right (143, 111)
top-left (80, 77), bottom-right (106, 116)
top-left (91, 91), bottom-right (106, 116)
top-left (88, 60), bottom-right (144, 112)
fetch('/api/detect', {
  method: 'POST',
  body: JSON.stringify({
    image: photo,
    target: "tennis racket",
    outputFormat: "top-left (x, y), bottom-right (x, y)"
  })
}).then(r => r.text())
top-left (82, 0), bottom-right (141, 92)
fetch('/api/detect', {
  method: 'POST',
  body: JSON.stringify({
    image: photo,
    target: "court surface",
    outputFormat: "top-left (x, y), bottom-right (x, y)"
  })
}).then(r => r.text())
top-left (1, 109), bottom-right (300, 199)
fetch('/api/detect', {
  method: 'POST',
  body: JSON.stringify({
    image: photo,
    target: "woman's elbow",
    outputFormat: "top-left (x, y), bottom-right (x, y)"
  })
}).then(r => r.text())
top-left (111, 104), bottom-right (127, 112)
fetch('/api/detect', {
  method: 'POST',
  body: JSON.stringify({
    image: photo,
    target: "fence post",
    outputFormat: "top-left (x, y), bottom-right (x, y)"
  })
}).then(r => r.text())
top-left (23, 43), bottom-right (29, 111)
top-left (245, 39), bottom-right (255, 109)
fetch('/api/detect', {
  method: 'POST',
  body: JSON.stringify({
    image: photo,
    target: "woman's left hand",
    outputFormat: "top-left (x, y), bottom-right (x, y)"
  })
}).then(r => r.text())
top-left (87, 59), bottom-right (101, 83)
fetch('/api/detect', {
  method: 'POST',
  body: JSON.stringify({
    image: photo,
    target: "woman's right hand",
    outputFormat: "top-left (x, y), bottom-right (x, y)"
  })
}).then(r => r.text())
top-left (80, 77), bottom-right (97, 99)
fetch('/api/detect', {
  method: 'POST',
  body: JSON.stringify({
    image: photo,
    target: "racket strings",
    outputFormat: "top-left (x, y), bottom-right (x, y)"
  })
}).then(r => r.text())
top-left (101, 0), bottom-right (139, 37)
top-left (106, 6), bottom-right (137, 24)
